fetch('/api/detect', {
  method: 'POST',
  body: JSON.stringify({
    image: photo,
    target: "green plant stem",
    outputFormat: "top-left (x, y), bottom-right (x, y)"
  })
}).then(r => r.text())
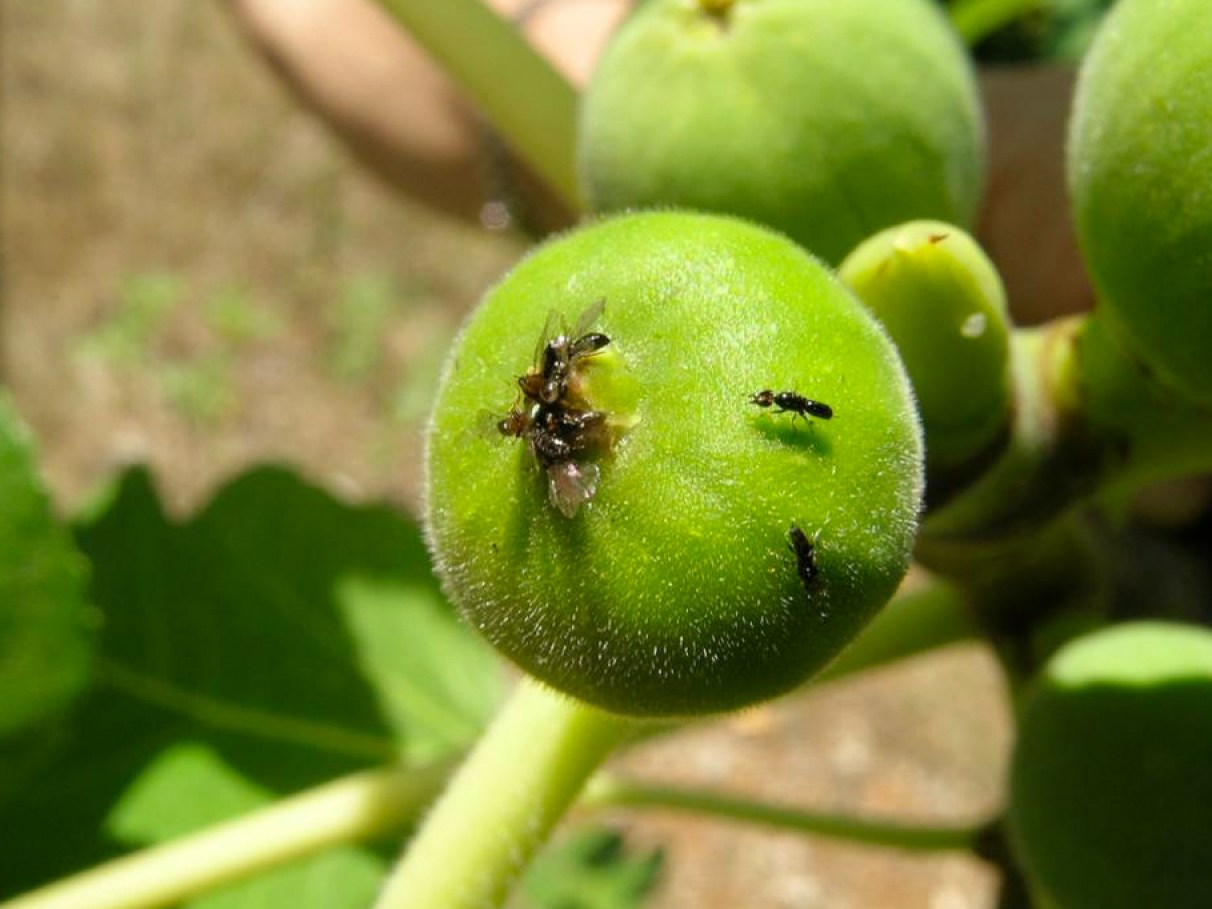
top-left (1055, 312), bottom-right (1212, 494)
top-left (0, 763), bottom-right (452, 909)
top-left (913, 310), bottom-right (1212, 685)
top-left (584, 776), bottom-right (989, 852)
top-left (373, 676), bottom-right (633, 909)
top-left (816, 567), bottom-right (978, 685)
top-left (375, 0), bottom-right (581, 208)
top-left (948, 0), bottom-right (1042, 45)
top-left (924, 314), bottom-right (1212, 544)
top-left (0, 579), bottom-right (978, 909)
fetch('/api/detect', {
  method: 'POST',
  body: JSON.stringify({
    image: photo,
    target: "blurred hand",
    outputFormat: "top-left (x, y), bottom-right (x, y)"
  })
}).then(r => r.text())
top-left (226, 0), bottom-right (1091, 321)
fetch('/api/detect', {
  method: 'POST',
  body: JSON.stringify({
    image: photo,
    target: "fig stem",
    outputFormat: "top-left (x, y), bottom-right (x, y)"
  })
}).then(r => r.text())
top-left (915, 310), bottom-right (1212, 680)
top-left (923, 313), bottom-right (1212, 541)
top-left (373, 676), bottom-right (633, 909)
top-left (0, 578), bottom-right (974, 909)
top-left (0, 763), bottom-right (453, 909)
top-left (1054, 311), bottom-right (1212, 494)
top-left (815, 568), bottom-right (977, 686)
top-left (375, 0), bottom-right (582, 209)
top-left (698, 0), bottom-right (736, 24)
top-left (948, 0), bottom-right (1042, 45)
top-left (583, 776), bottom-right (991, 852)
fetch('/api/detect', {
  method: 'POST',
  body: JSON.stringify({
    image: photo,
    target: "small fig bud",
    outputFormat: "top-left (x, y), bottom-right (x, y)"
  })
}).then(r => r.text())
top-left (1009, 621), bottom-right (1212, 909)
top-left (1068, 0), bottom-right (1212, 405)
top-left (578, 0), bottom-right (984, 263)
top-left (425, 212), bottom-right (923, 717)
top-left (840, 221), bottom-right (1012, 479)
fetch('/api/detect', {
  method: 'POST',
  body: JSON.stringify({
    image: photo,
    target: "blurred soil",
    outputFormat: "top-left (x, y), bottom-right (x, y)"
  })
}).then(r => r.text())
top-left (1, 2), bottom-right (1011, 906)
top-left (2, 0), bottom-right (522, 516)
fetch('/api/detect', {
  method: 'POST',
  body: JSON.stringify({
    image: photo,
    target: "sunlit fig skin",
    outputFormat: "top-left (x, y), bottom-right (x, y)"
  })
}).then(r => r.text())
top-left (425, 212), bottom-right (923, 717)
top-left (1068, 0), bottom-right (1212, 405)
top-left (578, 0), bottom-right (984, 264)
top-left (840, 221), bottom-right (1012, 480)
top-left (1009, 622), bottom-right (1212, 909)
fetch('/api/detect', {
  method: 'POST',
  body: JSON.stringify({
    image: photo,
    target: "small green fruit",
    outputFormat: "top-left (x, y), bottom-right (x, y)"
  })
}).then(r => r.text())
top-left (425, 212), bottom-right (922, 717)
top-left (1009, 621), bottom-right (1212, 909)
top-left (840, 221), bottom-right (1012, 480)
top-left (1068, 0), bottom-right (1212, 405)
top-left (578, 0), bottom-right (984, 264)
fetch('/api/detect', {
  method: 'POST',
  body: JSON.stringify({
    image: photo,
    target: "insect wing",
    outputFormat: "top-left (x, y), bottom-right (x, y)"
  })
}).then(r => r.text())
top-left (530, 308), bottom-right (562, 373)
top-left (570, 297), bottom-right (606, 341)
top-left (546, 461), bottom-right (600, 518)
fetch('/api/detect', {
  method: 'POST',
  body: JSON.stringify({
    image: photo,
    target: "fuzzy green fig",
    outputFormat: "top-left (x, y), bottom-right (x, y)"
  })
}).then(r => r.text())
top-left (425, 212), bottom-right (923, 717)
top-left (840, 221), bottom-right (1012, 486)
top-left (1009, 622), bottom-right (1212, 909)
top-left (578, 0), bottom-right (984, 264)
top-left (1069, 0), bottom-right (1212, 405)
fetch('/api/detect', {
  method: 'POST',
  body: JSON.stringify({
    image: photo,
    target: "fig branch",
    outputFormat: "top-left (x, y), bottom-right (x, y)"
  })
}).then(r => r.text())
top-left (0, 570), bottom-right (974, 909)
top-left (372, 679), bottom-right (633, 909)
top-left (0, 764), bottom-right (452, 909)
top-left (583, 776), bottom-right (992, 853)
top-left (374, 0), bottom-right (581, 208)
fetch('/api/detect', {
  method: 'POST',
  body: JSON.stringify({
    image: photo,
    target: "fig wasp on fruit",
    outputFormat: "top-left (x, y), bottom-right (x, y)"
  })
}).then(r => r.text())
top-left (787, 524), bottom-right (819, 591)
top-left (750, 389), bottom-right (834, 426)
top-left (518, 298), bottom-right (611, 405)
top-left (490, 299), bottom-right (614, 517)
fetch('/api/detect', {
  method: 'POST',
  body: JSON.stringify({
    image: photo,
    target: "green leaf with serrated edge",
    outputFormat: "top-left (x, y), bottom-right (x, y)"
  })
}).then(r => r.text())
top-left (0, 391), bottom-right (93, 753)
top-left (520, 828), bottom-right (664, 909)
top-left (0, 465), bottom-right (501, 900)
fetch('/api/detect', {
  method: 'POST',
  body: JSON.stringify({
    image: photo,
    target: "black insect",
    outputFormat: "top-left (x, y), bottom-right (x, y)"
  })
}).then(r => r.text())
top-left (787, 524), bottom-right (819, 590)
top-left (519, 298), bottom-right (611, 405)
top-left (492, 299), bottom-right (615, 518)
top-left (750, 389), bottom-right (834, 426)
top-left (529, 406), bottom-right (608, 517)
top-left (493, 404), bottom-right (605, 518)
top-left (532, 406), bottom-right (609, 461)
top-left (495, 407), bottom-right (530, 440)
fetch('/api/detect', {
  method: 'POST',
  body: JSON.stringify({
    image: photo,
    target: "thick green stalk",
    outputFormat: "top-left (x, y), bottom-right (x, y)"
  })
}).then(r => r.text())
top-left (0, 764), bottom-right (451, 909)
top-left (373, 677), bottom-right (633, 909)
top-left (924, 314), bottom-right (1212, 543)
top-left (1055, 312), bottom-right (1212, 494)
top-left (949, 0), bottom-right (1042, 45)
top-left (921, 322), bottom-right (1085, 541)
top-left (816, 568), bottom-right (978, 685)
top-left (376, 0), bottom-right (581, 208)
top-left (584, 776), bottom-right (989, 852)
top-left (915, 310), bottom-right (1212, 684)
top-left (0, 573), bottom-right (971, 909)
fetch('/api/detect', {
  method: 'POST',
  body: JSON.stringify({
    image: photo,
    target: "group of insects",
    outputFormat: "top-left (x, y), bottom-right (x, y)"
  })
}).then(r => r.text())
top-left (493, 298), bottom-right (614, 518)
top-left (491, 299), bottom-right (831, 588)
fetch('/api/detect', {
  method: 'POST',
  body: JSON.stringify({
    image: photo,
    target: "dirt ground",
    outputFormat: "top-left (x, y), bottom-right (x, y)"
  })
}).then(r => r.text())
top-left (2, 2), bottom-right (1011, 906)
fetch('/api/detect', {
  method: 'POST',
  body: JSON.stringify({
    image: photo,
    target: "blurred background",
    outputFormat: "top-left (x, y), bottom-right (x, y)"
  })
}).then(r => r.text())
top-left (3, 1), bottom-right (1123, 906)
top-left (5, 1), bottom-right (523, 516)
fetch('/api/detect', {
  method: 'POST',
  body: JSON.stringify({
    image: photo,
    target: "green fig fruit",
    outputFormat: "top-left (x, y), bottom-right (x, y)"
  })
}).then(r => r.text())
top-left (1069, 0), bottom-right (1212, 405)
top-left (425, 211), bottom-right (923, 716)
top-left (1010, 621), bottom-right (1212, 909)
top-left (579, 0), bottom-right (984, 264)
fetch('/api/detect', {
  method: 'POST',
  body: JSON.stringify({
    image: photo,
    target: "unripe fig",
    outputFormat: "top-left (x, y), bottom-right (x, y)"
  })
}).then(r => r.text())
top-left (425, 212), bottom-right (923, 717)
top-left (578, 0), bottom-right (984, 264)
top-left (1009, 622), bottom-right (1212, 909)
top-left (1068, 0), bottom-right (1212, 405)
top-left (840, 221), bottom-right (1012, 479)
